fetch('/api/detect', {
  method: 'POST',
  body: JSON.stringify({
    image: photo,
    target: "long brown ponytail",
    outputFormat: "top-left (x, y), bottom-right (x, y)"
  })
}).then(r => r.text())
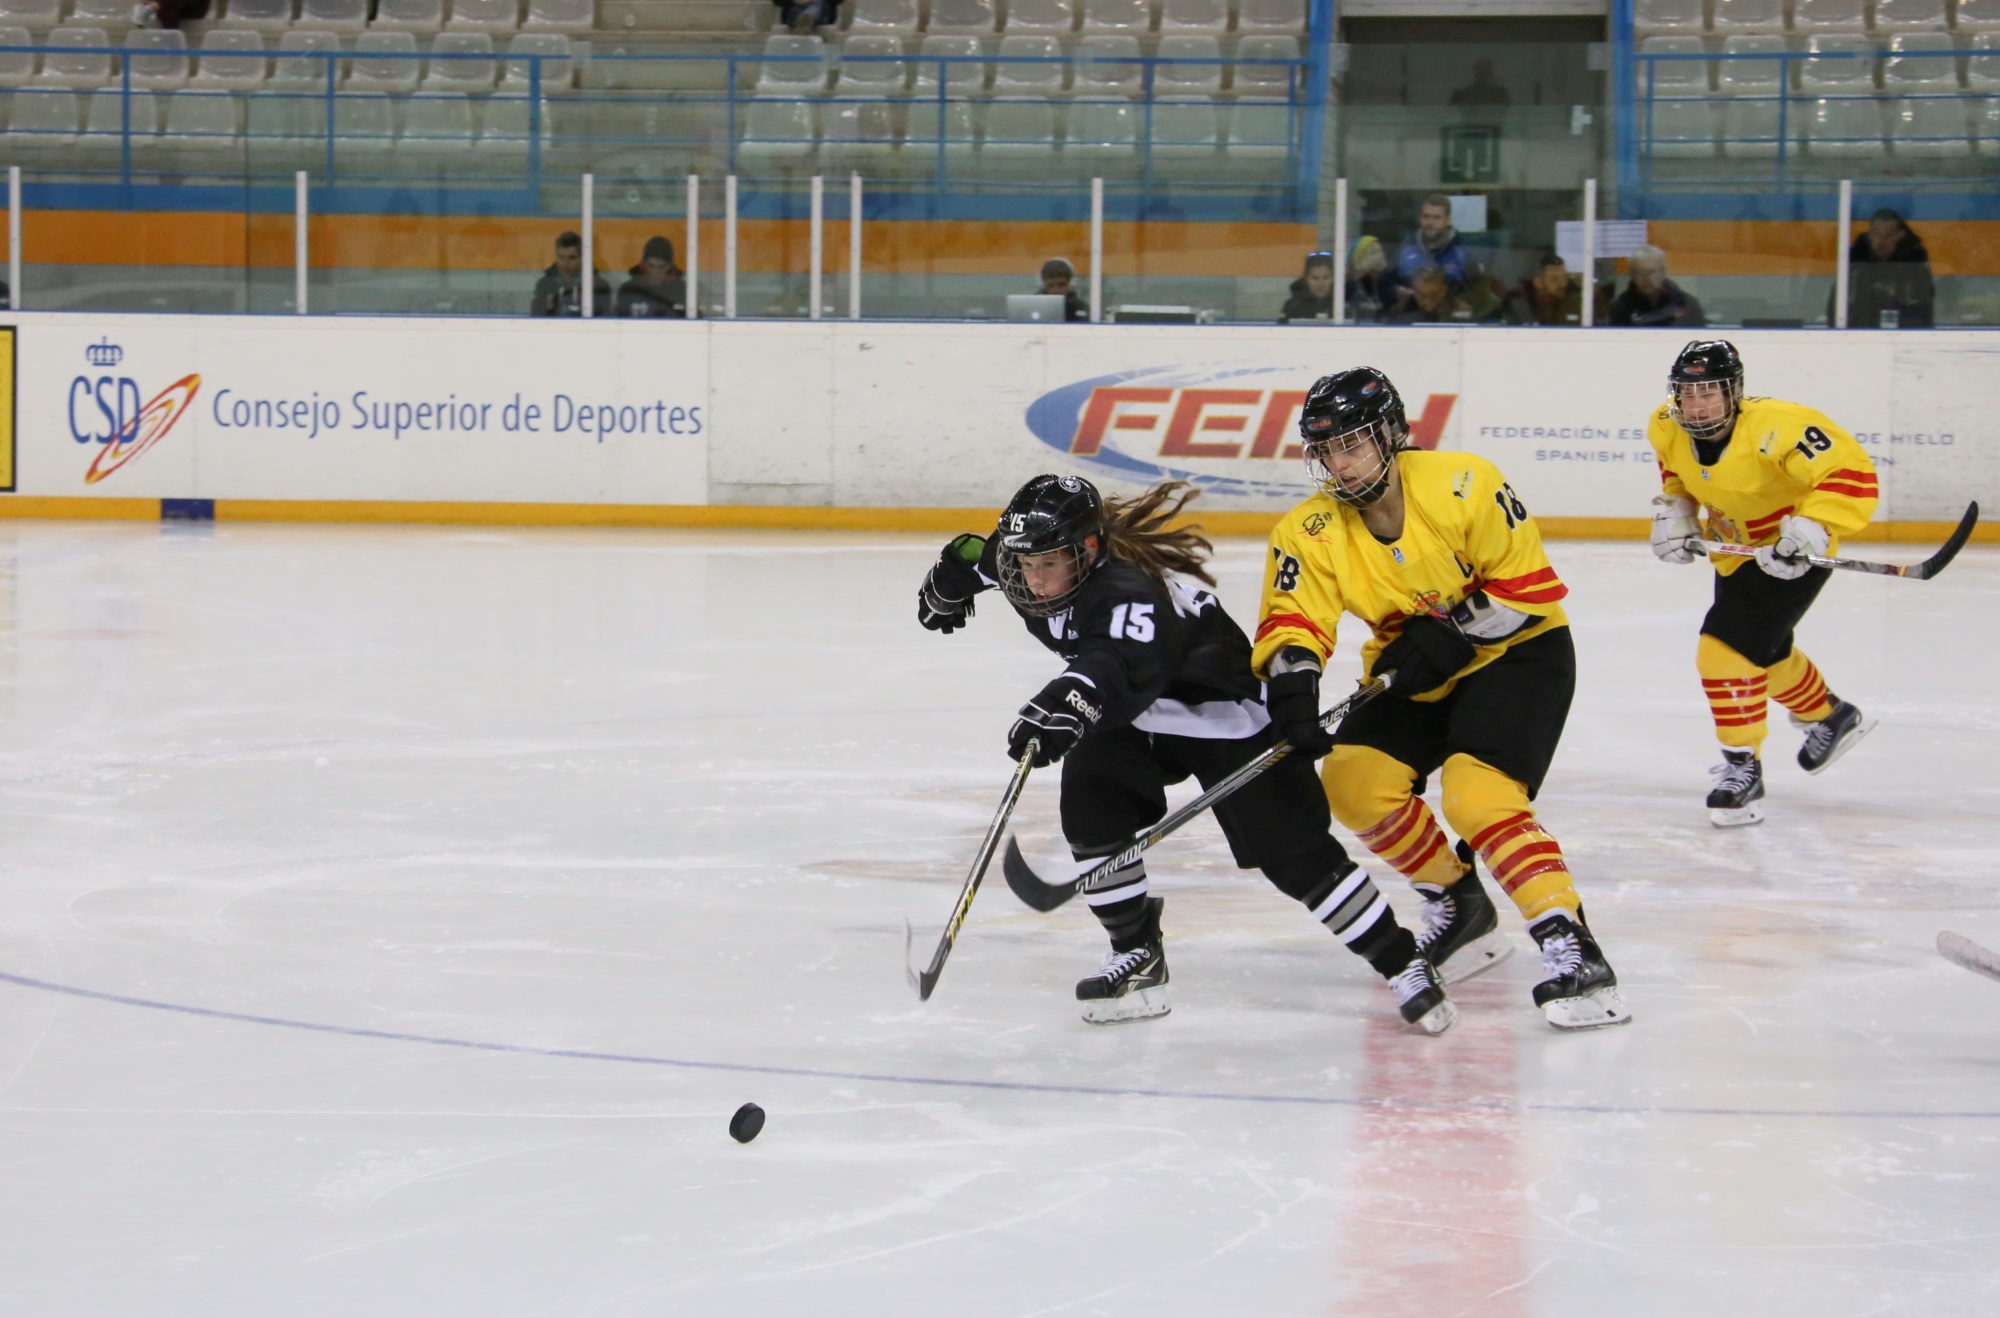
top-left (1100, 481), bottom-right (1216, 588)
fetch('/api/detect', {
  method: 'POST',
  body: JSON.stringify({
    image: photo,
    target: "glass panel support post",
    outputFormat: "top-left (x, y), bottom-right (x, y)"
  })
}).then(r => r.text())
top-left (687, 174), bottom-right (701, 320)
top-left (8, 165), bottom-right (20, 312)
top-left (849, 173), bottom-right (863, 321)
top-left (1835, 178), bottom-right (1852, 330)
top-left (581, 172), bottom-right (595, 319)
top-left (1581, 177), bottom-right (1598, 329)
top-left (810, 174), bottom-right (824, 321)
top-left (1332, 176), bottom-right (1348, 324)
top-left (1089, 177), bottom-right (1104, 324)
top-left (725, 174), bottom-right (739, 320)
top-left (294, 171), bottom-right (309, 315)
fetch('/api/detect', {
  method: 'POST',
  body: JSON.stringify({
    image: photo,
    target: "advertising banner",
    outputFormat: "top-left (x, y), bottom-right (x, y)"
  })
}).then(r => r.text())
top-left (3, 314), bottom-right (1988, 525)
top-left (13, 316), bottom-right (712, 506)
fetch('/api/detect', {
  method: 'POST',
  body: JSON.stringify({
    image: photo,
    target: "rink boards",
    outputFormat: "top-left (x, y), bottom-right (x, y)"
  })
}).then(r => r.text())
top-left (0, 314), bottom-right (1993, 534)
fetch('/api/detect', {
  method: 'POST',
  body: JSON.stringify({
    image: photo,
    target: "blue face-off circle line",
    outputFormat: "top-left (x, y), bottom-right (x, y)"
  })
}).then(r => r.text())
top-left (4, 969), bottom-right (1996, 1122)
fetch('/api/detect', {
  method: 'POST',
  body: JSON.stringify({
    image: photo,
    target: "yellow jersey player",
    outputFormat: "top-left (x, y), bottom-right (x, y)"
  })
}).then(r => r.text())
top-left (1647, 340), bottom-right (1880, 827)
top-left (1253, 367), bottom-right (1629, 1031)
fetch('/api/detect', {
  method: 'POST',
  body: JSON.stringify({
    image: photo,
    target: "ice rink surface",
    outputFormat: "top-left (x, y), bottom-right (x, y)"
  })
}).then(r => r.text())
top-left (0, 518), bottom-right (1996, 1317)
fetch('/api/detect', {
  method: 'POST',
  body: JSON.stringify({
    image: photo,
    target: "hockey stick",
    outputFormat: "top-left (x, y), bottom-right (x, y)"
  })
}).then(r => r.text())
top-left (904, 738), bottom-right (1038, 1001)
top-left (1701, 500), bottom-right (1979, 581)
top-left (1938, 930), bottom-right (2000, 984)
top-left (1000, 674), bottom-right (1392, 913)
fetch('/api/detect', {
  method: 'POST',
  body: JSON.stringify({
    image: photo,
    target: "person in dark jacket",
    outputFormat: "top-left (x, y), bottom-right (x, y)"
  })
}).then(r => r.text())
top-left (529, 231), bottom-right (611, 318)
top-left (1607, 244), bottom-right (1706, 328)
top-left (1503, 251), bottom-right (1585, 326)
top-left (616, 235), bottom-right (687, 318)
top-left (137, 0), bottom-right (211, 28)
top-left (1039, 258), bottom-right (1090, 323)
top-left (1277, 251), bottom-right (1335, 323)
top-left (1836, 208), bottom-right (1934, 329)
top-left (1343, 234), bottom-right (1390, 323)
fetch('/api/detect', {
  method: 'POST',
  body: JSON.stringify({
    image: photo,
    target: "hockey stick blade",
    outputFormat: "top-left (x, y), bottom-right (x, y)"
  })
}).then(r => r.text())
top-left (905, 739), bottom-right (1038, 1001)
top-left (1001, 837), bottom-right (1075, 913)
top-left (1907, 500), bottom-right (1979, 580)
top-left (1938, 930), bottom-right (2000, 984)
top-left (1001, 674), bottom-right (1391, 911)
top-left (1700, 501), bottom-right (1980, 581)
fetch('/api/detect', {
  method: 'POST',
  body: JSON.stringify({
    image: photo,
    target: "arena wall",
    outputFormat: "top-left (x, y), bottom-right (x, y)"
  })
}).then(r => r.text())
top-left (2, 314), bottom-right (1993, 540)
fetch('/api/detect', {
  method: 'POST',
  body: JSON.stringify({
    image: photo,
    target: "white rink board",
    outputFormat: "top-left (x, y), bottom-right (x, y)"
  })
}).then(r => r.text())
top-left (14, 315), bottom-right (713, 505)
top-left (9, 314), bottom-right (1996, 521)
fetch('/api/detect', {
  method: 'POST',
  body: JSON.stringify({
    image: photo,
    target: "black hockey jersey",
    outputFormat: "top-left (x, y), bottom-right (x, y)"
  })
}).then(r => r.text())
top-left (973, 544), bottom-right (1269, 742)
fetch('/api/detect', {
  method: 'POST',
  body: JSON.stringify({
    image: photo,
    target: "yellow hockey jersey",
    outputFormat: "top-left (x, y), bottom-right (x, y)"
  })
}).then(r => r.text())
top-left (1647, 395), bottom-right (1880, 577)
top-left (1254, 450), bottom-right (1569, 702)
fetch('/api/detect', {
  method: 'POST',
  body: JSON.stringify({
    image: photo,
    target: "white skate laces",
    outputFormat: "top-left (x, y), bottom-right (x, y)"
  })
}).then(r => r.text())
top-left (1539, 925), bottom-right (1583, 980)
top-left (1387, 959), bottom-right (1435, 1005)
top-left (1094, 946), bottom-right (1149, 983)
top-left (1417, 891), bottom-right (1457, 947)
top-left (1709, 754), bottom-right (1759, 795)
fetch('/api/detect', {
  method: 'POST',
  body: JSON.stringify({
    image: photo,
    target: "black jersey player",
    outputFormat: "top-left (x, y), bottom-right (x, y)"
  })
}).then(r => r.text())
top-left (916, 473), bottom-right (1454, 1033)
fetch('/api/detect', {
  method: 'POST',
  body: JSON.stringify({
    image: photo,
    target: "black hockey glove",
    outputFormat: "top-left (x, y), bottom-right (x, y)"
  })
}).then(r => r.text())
top-left (1265, 656), bottom-right (1335, 760)
top-left (917, 533), bottom-right (986, 634)
top-left (1371, 614), bottom-right (1476, 699)
top-left (1006, 674), bottom-right (1103, 768)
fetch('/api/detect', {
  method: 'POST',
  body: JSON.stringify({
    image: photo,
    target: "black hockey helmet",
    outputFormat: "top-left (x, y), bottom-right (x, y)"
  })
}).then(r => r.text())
top-left (1298, 367), bottom-right (1408, 508)
top-left (1668, 339), bottom-right (1744, 444)
top-left (995, 473), bottom-right (1105, 617)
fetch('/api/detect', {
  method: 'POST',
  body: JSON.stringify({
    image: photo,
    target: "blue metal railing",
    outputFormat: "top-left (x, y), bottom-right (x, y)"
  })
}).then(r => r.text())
top-left (0, 36), bottom-right (1319, 221)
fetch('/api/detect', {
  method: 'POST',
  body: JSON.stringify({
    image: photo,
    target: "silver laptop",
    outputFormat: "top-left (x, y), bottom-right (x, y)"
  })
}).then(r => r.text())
top-left (1006, 293), bottom-right (1069, 323)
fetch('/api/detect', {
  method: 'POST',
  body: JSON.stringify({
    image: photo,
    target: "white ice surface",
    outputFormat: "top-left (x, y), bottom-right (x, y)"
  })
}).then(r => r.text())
top-left (0, 521), bottom-right (1996, 1317)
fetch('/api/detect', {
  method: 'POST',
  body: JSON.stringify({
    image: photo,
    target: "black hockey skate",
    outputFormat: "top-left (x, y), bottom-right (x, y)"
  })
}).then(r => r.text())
top-left (1797, 697), bottom-right (1875, 775)
top-left (1413, 841), bottom-right (1516, 986)
top-left (1706, 748), bottom-right (1765, 828)
top-left (1384, 951), bottom-right (1456, 1035)
top-left (1528, 909), bottom-right (1630, 1031)
top-left (1076, 897), bottom-right (1169, 1024)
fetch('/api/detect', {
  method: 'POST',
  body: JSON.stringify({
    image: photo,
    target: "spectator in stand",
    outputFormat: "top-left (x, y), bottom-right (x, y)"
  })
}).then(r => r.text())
top-left (1383, 265), bottom-right (1474, 325)
top-left (772, 0), bottom-right (842, 33)
top-left (616, 235), bottom-right (688, 318)
top-left (1393, 193), bottom-right (1477, 297)
top-left (530, 231), bottom-right (612, 318)
top-left (1607, 244), bottom-right (1705, 328)
top-left (1504, 251), bottom-right (1585, 326)
top-left (1278, 251), bottom-right (1335, 323)
top-left (1039, 257), bottom-right (1090, 323)
top-left (1836, 208), bottom-right (1934, 329)
top-left (135, 0), bottom-right (211, 28)
top-left (1344, 235), bottom-right (1390, 324)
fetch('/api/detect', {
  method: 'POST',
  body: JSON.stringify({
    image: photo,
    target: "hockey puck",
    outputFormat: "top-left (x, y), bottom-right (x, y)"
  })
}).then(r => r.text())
top-left (729, 1103), bottom-right (766, 1144)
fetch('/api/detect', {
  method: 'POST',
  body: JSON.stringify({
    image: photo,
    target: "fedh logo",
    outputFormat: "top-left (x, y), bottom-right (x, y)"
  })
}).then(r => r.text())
top-left (69, 338), bottom-right (201, 485)
top-left (1024, 363), bottom-right (1456, 499)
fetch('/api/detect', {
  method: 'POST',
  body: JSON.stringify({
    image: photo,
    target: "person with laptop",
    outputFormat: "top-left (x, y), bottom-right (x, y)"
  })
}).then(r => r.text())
top-left (1038, 257), bottom-right (1090, 323)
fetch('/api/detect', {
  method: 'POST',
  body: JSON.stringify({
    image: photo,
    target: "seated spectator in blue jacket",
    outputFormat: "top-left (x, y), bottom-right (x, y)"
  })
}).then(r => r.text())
top-left (616, 235), bottom-right (687, 318)
top-left (1607, 244), bottom-right (1706, 328)
top-left (1394, 193), bottom-right (1477, 295)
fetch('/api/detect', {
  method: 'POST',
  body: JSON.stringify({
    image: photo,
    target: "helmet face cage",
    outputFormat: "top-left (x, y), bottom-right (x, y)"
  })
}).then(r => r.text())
top-left (1304, 417), bottom-right (1401, 508)
top-left (1669, 377), bottom-right (1742, 444)
top-left (997, 540), bottom-right (1093, 617)
top-left (994, 474), bottom-right (1103, 617)
top-left (1668, 340), bottom-right (1744, 444)
top-left (1298, 368), bottom-right (1408, 509)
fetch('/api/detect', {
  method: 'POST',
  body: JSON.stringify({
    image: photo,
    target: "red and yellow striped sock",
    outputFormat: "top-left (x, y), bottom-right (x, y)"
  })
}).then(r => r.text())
top-left (1441, 753), bottom-right (1580, 923)
top-left (1698, 633), bottom-right (1768, 751)
top-left (1324, 744), bottom-right (1465, 889)
top-left (1767, 647), bottom-right (1834, 722)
